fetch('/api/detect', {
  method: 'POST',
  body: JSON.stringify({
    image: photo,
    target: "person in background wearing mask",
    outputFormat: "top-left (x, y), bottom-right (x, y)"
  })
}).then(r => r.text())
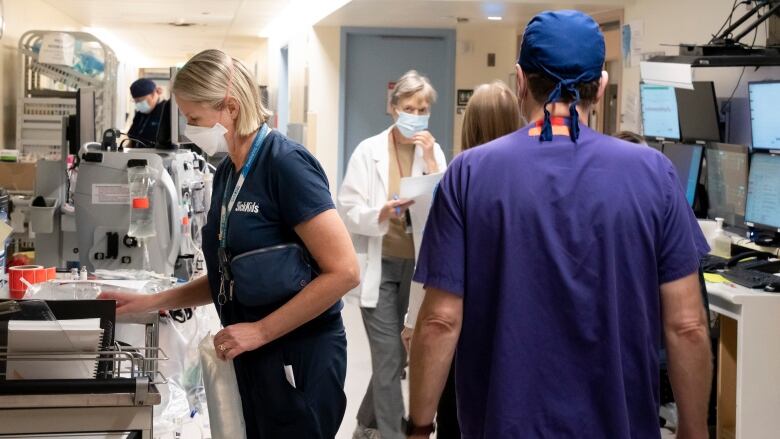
top-left (100, 49), bottom-right (360, 438)
top-left (127, 78), bottom-right (172, 148)
top-left (401, 80), bottom-right (521, 439)
top-left (408, 10), bottom-right (712, 439)
top-left (338, 70), bottom-right (447, 439)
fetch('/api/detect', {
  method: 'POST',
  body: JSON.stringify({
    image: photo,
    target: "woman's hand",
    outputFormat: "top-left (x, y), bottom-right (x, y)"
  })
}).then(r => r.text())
top-left (98, 291), bottom-right (157, 316)
top-left (378, 198), bottom-right (415, 224)
top-left (214, 322), bottom-right (268, 361)
top-left (412, 131), bottom-right (438, 173)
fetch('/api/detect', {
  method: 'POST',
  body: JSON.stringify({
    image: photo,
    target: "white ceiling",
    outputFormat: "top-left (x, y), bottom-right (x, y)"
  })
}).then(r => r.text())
top-left (41, 0), bottom-right (291, 63)
top-left (39, 0), bottom-right (625, 65)
top-left (320, 0), bottom-right (625, 28)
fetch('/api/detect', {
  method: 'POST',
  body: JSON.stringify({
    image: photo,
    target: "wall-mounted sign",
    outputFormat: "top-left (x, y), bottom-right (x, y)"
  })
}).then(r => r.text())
top-left (457, 89), bottom-right (474, 106)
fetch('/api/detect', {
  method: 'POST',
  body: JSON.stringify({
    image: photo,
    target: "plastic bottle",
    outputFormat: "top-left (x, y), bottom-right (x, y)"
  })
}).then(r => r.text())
top-left (71, 268), bottom-right (80, 298)
top-left (712, 218), bottom-right (731, 258)
top-left (128, 165), bottom-right (157, 239)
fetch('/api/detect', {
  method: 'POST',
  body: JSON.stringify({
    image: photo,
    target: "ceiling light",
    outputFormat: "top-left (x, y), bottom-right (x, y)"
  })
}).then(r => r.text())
top-left (488, 16), bottom-right (503, 21)
top-left (259, 0), bottom-right (351, 40)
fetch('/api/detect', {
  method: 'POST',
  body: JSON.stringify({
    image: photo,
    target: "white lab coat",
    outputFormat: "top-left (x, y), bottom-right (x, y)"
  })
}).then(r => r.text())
top-left (337, 126), bottom-right (447, 308)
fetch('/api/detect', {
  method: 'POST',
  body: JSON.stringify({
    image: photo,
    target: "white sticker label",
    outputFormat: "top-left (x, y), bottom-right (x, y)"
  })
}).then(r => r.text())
top-left (92, 184), bottom-right (130, 205)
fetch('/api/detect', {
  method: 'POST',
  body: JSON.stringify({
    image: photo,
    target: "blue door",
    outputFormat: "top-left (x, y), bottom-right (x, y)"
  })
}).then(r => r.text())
top-left (340, 28), bottom-right (456, 177)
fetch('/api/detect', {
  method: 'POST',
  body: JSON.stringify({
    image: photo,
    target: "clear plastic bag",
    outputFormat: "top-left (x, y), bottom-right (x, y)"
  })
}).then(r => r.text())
top-left (199, 334), bottom-right (246, 439)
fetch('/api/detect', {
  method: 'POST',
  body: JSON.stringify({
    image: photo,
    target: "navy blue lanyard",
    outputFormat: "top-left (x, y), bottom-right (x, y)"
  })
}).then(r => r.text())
top-left (218, 124), bottom-right (270, 249)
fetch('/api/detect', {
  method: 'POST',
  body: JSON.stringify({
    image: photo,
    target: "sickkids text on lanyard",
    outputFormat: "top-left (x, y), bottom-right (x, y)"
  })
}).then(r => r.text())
top-left (217, 123), bottom-right (270, 307)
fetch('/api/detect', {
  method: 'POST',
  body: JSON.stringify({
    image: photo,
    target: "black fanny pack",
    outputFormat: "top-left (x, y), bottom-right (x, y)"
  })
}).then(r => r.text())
top-left (224, 243), bottom-right (318, 307)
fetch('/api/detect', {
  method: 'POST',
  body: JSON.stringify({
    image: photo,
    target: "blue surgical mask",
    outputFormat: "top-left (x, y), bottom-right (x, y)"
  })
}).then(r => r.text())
top-left (135, 100), bottom-right (152, 114)
top-left (395, 111), bottom-right (430, 138)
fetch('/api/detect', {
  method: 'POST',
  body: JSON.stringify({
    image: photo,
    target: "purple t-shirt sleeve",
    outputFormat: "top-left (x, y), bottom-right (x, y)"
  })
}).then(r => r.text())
top-left (413, 156), bottom-right (466, 296)
top-left (658, 160), bottom-right (711, 284)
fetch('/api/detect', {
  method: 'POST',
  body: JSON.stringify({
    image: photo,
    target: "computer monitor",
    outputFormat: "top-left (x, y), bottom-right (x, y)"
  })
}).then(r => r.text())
top-left (745, 153), bottom-right (780, 231)
top-left (663, 143), bottom-right (704, 207)
top-left (748, 81), bottom-right (780, 151)
top-left (647, 141), bottom-right (663, 152)
top-left (66, 88), bottom-right (96, 155)
top-left (641, 83), bottom-right (680, 140)
top-left (676, 81), bottom-right (721, 142)
top-left (706, 143), bottom-right (749, 227)
top-left (169, 67), bottom-right (193, 148)
top-left (169, 96), bottom-right (190, 145)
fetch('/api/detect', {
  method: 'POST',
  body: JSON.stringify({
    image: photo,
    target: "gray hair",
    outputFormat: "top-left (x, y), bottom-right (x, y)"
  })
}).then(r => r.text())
top-left (391, 70), bottom-right (438, 106)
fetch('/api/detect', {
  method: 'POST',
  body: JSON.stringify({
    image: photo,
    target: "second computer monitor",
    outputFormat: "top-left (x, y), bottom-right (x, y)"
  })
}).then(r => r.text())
top-left (641, 84), bottom-right (681, 140)
top-left (663, 143), bottom-right (703, 207)
top-left (676, 81), bottom-right (721, 143)
top-left (745, 153), bottom-right (780, 231)
top-left (706, 143), bottom-right (749, 227)
top-left (748, 81), bottom-right (780, 151)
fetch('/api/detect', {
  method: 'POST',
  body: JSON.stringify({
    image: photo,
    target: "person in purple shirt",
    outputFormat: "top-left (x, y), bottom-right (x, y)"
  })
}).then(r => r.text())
top-left (406, 10), bottom-right (712, 439)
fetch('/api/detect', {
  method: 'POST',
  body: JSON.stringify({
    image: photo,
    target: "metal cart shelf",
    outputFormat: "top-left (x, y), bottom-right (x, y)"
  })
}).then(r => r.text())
top-left (16, 30), bottom-right (118, 161)
top-left (0, 313), bottom-right (166, 438)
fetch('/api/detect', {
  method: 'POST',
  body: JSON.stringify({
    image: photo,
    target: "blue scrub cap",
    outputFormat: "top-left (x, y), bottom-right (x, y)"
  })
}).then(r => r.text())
top-left (130, 78), bottom-right (157, 99)
top-left (519, 10), bottom-right (605, 142)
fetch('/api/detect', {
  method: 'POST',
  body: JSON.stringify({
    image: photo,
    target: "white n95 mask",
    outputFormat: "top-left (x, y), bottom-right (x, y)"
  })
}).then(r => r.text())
top-left (185, 123), bottom-right (229, 156)
top-left (135, 100), bottom-right (152, 114)
top-left (395, 111), bottom-right (430, 138)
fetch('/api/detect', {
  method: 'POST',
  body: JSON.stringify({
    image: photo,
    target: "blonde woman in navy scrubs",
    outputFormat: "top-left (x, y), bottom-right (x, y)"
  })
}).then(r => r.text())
top-left (100, 49), bottom-right (359, 438)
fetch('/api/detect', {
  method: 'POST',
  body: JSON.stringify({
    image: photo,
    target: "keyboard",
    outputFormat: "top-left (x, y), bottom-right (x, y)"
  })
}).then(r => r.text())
top-left (722, 267), bottom-right (780, 289)
top-left (701, 254), bottom-right (728, 272)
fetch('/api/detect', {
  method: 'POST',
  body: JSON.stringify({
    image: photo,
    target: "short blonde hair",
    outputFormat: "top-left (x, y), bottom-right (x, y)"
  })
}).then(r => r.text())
top-left (172, 49), bottom-right (271, 136)
top-left (391, 70), bottom-right (437, 106)
top-left (461, 81), bottom-right (521, 151)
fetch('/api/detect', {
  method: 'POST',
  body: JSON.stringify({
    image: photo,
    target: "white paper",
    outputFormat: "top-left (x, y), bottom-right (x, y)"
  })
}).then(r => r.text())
top-left (39, 32), bottom-right (76, 66)
top-left (629, 20), bottom-right (644, 68)
top-left (640, 61), bottom-right (694, 90)
top-left (621, 89), bottom-right (641, 134)
top-left (284, 364), bottom-right (297, 388)
top-left (400, 173), bottom-right (444, 329)
top-left (400, 173), bottom-right (444, 260)
top-left (7, 318), bottom-right (103, 380)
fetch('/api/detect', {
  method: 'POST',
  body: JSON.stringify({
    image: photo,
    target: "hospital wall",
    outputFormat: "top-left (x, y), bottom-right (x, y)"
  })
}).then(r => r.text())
top-left (620, 0), bottom-right (780, 134)
top-left (278, 23), bottom-right (520, 194)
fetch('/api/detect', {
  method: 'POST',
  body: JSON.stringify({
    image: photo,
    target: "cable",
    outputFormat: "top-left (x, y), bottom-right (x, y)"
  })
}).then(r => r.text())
top-left (711, 0), bottom-right (743, 43)
top-left (721, 23), bottom-right (760, 114)
top-left (120, 136), bottom-right (152, 149)
top-left (712, 0), bottom-right (740, 42)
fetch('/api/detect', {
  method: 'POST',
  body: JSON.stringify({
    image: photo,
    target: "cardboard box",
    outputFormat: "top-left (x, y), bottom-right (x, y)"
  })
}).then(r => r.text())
top-left (0, 162), bottom-right (36, 193)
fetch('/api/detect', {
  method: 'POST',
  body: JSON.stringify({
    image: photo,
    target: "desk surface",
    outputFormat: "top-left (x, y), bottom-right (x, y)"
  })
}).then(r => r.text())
top-left (706, 280), bottom-right (780, 320)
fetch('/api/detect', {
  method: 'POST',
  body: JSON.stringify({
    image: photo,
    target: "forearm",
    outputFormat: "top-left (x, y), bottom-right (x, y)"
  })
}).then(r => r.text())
top-left (665, 322), bottom-right (712, 436)
top-left (151, 275), bottom-right (213, 310)
top-left (408, 315), bottom-right (460, 426)
top-left (255, 271), bottom-right (353, 343)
